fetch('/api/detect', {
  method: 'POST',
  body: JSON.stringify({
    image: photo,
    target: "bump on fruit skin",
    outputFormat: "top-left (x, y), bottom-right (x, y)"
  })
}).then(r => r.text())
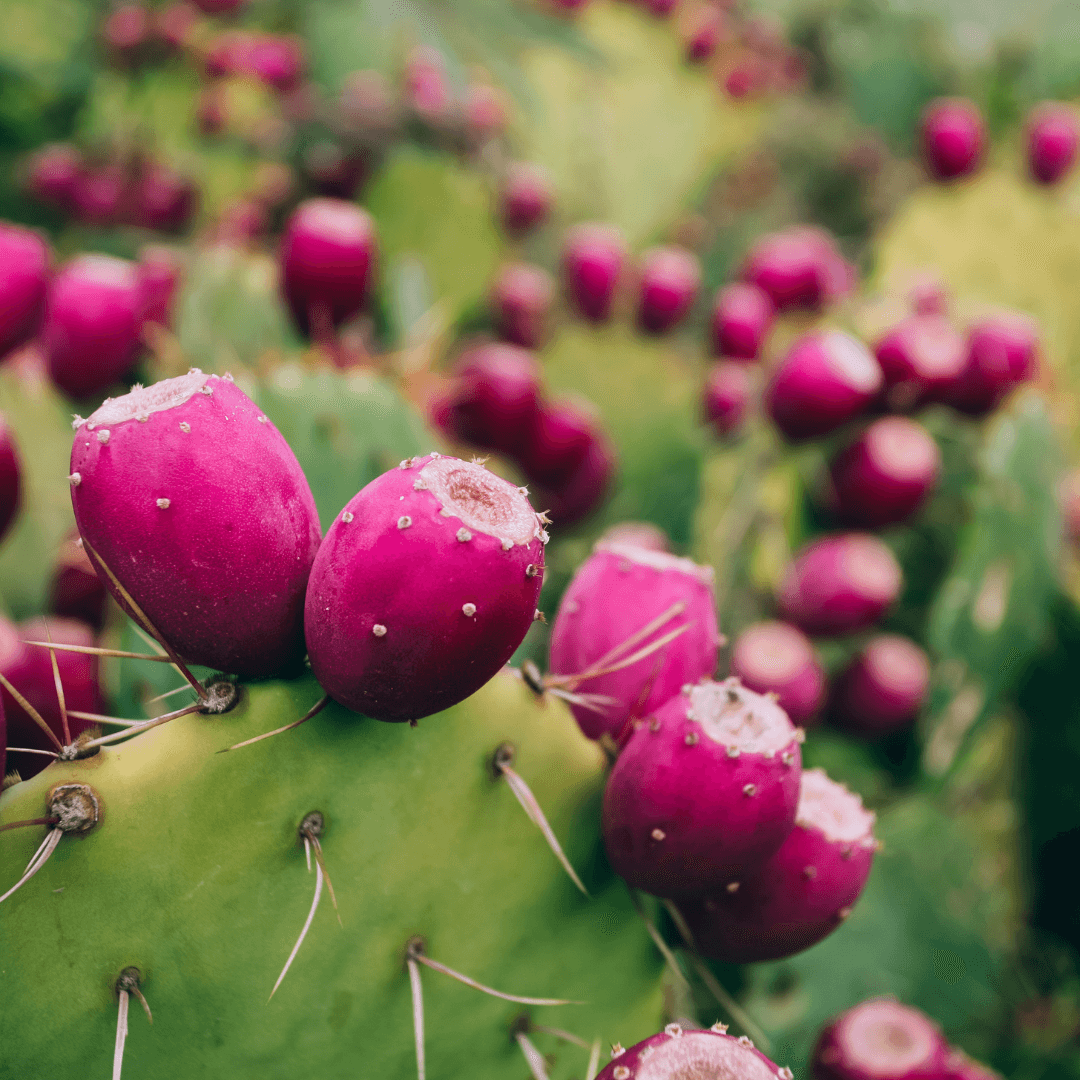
top-left (490, 263), bottom-right (554, 349)
top-left (1026, 103), bottom-right (1078, 185)
top-left (703, 361), bottom-right (752, 438)
top-left (710, 281), bottom-right (774, 360)
top-left (549, 542), bottom-right (720, 741)
top-left (0, 413), bottom-right (21, 546)
top-left (831, 635), bottom-right (930, 738)
top-left (499, 163), bottom-right (553, 235)
top-left (680, 767), bottom-right (876, 962)
top-left (730, 620), bottom-right (824, 727)
top-left (922, 99), bottom-right (985, 182)
top-left (595, 1024), bottom-right (786, 1080)
top-left (48, 532), bottom-right (107, 631)
top-left (602, 678), bottom-right (802, 898)
top-left (70, 371), bottom-right (322, 678)
top-left (562, 223), bottom-right (627, 323)
top-left (0, 223), bottom-right (49, 360)
top-left (635, 246), bottom-right (701, 335)
top-left (873, 316), bottom-right (965, 411)
top-left (304, 454), bottom-right (547, 722)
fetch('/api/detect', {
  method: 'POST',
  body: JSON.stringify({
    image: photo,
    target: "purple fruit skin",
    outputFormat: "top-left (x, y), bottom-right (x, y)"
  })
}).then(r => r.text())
top-left (134, 164), bottom-right (198, 233)
top-left (922, 99), bottom-right (984, 181)
top-left (595, 1025), bottom-right (785, 1080)
top-left (449, 343), bottom-right (543, 457)
top-left (562, 223), bottom-right (627, 322)
top-left (730, 620), bottom-right (825, 727)
top-left (778, 533), bottom-right (903, 638)
top-left (72, 165), bottom-right (127, 227)
top-left (70, 372), bottom-right (322, 678)
top-left (832, 635), bottom-right (930, 738)
top-left (874, 316), bottom-right (965, 411)
top-left (49, 533), bottom-right (107, 631)
top-left (137, 247), bottom-right (183, 328)
top-left (529, 429), bottom-right (615, 527)
top-left (943, 314), bottom-right (1039, 416)
top-left (830, 417), bottom-right (941, 528)
top-left (500, 164), bottom-right (553, 235)
top-left (549, 542), bottom-right (719, 741)
top-left (602, 679), bottom-right (802, 898)
top-left (44, 255), bottom-right (144, 400)
top-left (635, 246), bottom-right (701, 334)
top-left (741, 228), bottom-right (841, 312)
top-left (1027, 103), bottom-right (1078, 185)
top-left (0, 223), bottom-right (49, 359)
top-left (812, 999), bottom-right (951, 1080)
top-left (304, 453), bottom-right (547, 721)
top-left (519, 399), bottom-right (598, 484)
top-left (490, 263), bottom-right (554, 349)
top-left (767, 331), bottom-right (883, 441)
top-left (703, 361), bottom-right (752, 437)
top-left (280, 197), bottom-right (376, 336)
top-left (711, 281), bottom-right (774, 360)
top-left (25, 143), bottom-right (82, 210)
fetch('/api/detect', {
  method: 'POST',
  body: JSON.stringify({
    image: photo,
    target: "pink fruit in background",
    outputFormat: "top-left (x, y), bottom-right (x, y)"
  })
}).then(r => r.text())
top-left (464, 84), bottom-right (508, 144)
top-left (1026, 103), bottom-right (1078, 185)
top-left (191, 0), bottom-right (248, 12)
top-left (778, 533), bottom-right (902, 637)
top-left (43, 254), bottom-right (145, 399)
top-left (137, 246), bottom-right (183, 328)
top-left (70, 371), bottom-right (322, 677)
top-left (550, 541), bottom-right (719, 741)
top-left (25, 143), bottom-right (82, 212)
top-left (205, 30), bottom-right (255, 78)
top-left (155, 2), bottom-right (198, 52)
top-left (103, 4), bottom-right (151, 61)
top-left (0, 414), bottom-right (21, 545)
top-left (602, 677), bottom-right (802, 897)
top-left (520, 398), bottom-right (595, 483)
top-left (874, 316), bottom-right (965, 410)
top-left (562, 223), bottom-right (627, 322)
top-left (490, 263), bottom-right (554, 349)
top-left (0, 222), bottom-right (49, 359)
top-left (831, 635), bottom-right (930, 737)
top-left (196, 85), bottom-right (227, 135)
top-left (280, 198), bottom-right (376, 337)
top-left (530, 429), bottom-right (616, 527)
top-left (684, 7), bottom-right (727, 63)
top-left (71, 164), bottom-right (127, 227)
top-left (302, 142), bottom-right (366, 199)
top-left (49, 532), bottom-right (107, 631)
top-left (636, 246), bottom-right (701, 334)
top-left (245, 34), bottom-right (304, 93)
top-left (922, 98), bottom-right (985, 181)
top-left (404, 47), bottom-right (451, 124)
top-left (942, 312), bottom-right (1040, 416)
top-left (908, 274), bottom-right (949, 317)
top-left (133, 163), bottom-right (198, 232)
top-left (741, 227), bottom-right (845, 312)
top-left (944, 1051), bottom-right (1003, 1080)
top-left (812, 999), bottom-right (951, 1080)
top-left (710, 281), bottom-right (774, 360)
top-left (680, 766), bottom-right (876, 961)
top-left (499, 163), bottom-right (553, 235)
top-left (703, 361), bottom-right (752, 437)
top-left (766, 331), bottom-right (883, 441)
top-left (0, 615), bottom-right (104, 780)
top-left (595, 1024), bottom-right (788, 1080)
top-left (643, 0), bottom-right (678, 16)
top-left (600, 520), bottom-right (670, 552)
top-left (304, 454), bottom-right (547, 722)
top-left (730, 620), bottom-right (825, 727)
top-left (830, 417), bottom-right (941, 528)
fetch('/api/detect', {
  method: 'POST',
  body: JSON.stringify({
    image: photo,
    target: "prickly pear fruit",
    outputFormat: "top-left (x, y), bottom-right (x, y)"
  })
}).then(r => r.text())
top-left (874, 316), bottom-right (965, 410)
top-left (596, 1023), bottom-right (788, 1080)
top-left (921, 99), bottom-right (984, 181)
top-left (944, 1050), bottom-right (1003, 1080)
top-left (679, 766), bottom-right (876, 962)
top-left (562, 223), bottom-right (627, 322)
top-left (0, 413), bottom-right (21, 545)
top-left (519, 398), bottom-right (597, 484)
top-left (730, 620), bottom-right (825, 727)
top-left (778, 534), bottom-right (902, 637)
top-left (549, 541), bottom-right (719, 741)
top-left (69, 370), bottom-right (322, 678)
top-left (0, 222), bottom-right (49, 359)
top-left (831, 635), bottom-right (930, 738)
top-left (829, 417), bottom-right (940, 528)
top-left (741, 228), bottom-right (844, 312)
top-left (710, 281), bottom-right (774, 360)
top-left (305, 454), bottom-right (547, 722)
top-left (137, 246), bottom-right (183, 329)
top-left (635, 246), bottom-right (701, 335)
top-left (812, 998), bottom-right (950, 1080)
top-left (499, 163), bottom-right (553, 235)
top-left (490, 263), bottom-right (554, 349)
top-left (448, 344), bottom-right (543, 457)
top-left (43, 255), bottom-right (145, 400)
top-left (25, 142), bottom-right (81, 210)
top-left (49, 532), bottom-right (107, 630)
top-left (531, 432), bottom-right (616, 527)
top-left (703, 361), bottom-right (752, 438)
top-left (1026, 102), bottom-right (1078, 185)
top-left (600, 521), bottom-right (670, 552)
top-left (602, 678), bottom-right (802, 898)
top-left (767, 331), bottom-right (883, 441)
top-left (942, 313), bottom-right (1040, 416)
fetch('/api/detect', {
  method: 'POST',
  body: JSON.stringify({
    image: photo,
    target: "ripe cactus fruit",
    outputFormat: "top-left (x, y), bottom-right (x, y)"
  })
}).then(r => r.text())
top-left (280, 197), bottom-right (377, 337)
top-left (873, 316), bottom-right (965, 410)
top-left (741, 228), bottom-right (847, 312)
top-left (530, 429), bottom-right (616, 527)
top-left (0, 413), bottom-right (21, 545)
top-left (137, 245), bottom-right (182, 329)
top-left (602, 678), bottom-right (802, 898)
top-left (133, 164), bottom-right (198, 234)
top-left (305, 454), bottom-right (547, 722)
top-left (831, 635), bottom-right (930, 738)
top-left (0, 222), bottom-right (49, 359)
top-left (562, 223), bottom-right (627, 323)
top-left (24, 142), bottom-right (81, 211)
top-left (778, 534), bottom-right (902, 637)
top-left (49, 533), bottom-right (107, 630)
top-left (710, 281), bottom-right (774, 360)
top-left (69, 370), bottom-right (322, 678)
top-left (829, 417), bottom-right (941, 528)
top-left (730, 620), bottom-right (825, 727)
top-left (43, 255), bottom-right (144, 399)
top-left (635, 246), bottom-right (701, 335)
top-left (1026, 103), bottom-right (1078, 185)
top-left (548, 541), bottom-right (720, 742)
top-left (679, 767), bottom-right (876, 962)
top-left (766, 331), bottom-right (883, 441)
top-left (921, 99), bottom-right (985, 182)
top-left (812, 998), bottom-right (951, 1080)
top-left (490, 263), bottom-right (554, 349)
top-left (499, 163), bottom-right (553, 235)
top-left (942, 313), bottom-right (1040, 416)
top-left (703, 362), bottom-right (752, 438)
top-left (596, 1023), bottom-right (788, 1080)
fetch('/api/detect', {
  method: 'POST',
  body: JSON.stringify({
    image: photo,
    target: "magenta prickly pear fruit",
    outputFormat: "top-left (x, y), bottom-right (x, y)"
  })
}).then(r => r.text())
top-left (103, 4), bottom-right (151, 63)
top-left (303, 142), bottom-right (367, 200)
top-left (490, 262), bottom-right (554, 349)
top-left (549, 541), bottom-right (719, 741)
top-left (155, 0), bottom-right (198, 51)
top-left (635, 245), bottom-right (701, 334)
top-left (0, 615), bottom-right (103, 779)
top-left (562, 223), bottom-right (627, 322)
top-left (1061, 468), bottom-right (1080, 544)
top-left (1026, 102), bottom-right (1078, 185)
top-left (0, 413), bottom-right (21, 545)
top-left (71, 164), bottom-right (127, 227)
top-left (596, 1023), bottom-right (788, 1080)
top-left (944, 1051), bottom-right (1002, 1080)
top-left (69, 370), bottom-right (321, 677)
top-left (49, 532), bottom-right (107, 630)
top-left (304, 453), bottom-right (547, 721)
top-left (831, 634), bottom-right (930, 738)
top-left (520, 397), bottom-right (597, 484)
top-left (600, 520), bottom-right (670, 552)
top-left (25, 143), bottom-right (81, 210)
top-left (741, 227), bottom-right (844, 312)
top-left (280, 198), bottom-right (376, 338)
top-left (684, 7), bottom-right (727, 63)
top-left (602, 677), bottom-right (802, 898)
top-left (703, 361), bottom-right (752, 437)
top-left (812, 999), bottom-right (950, 1080)
top-left (531, 429), bottom-right (615, 527)
top-left (730, 620), bottom-right (825, 727)
top-left (680, 766), bottom-right (876, 962)
top-left (404, 46), bottom-right (452, 125)
top-left (43, 255), bottom-right (145, 400)
top-left (874, 316), bottom-right (965, 410)
top-left (0, 222), bottom-right (49, 359)
top-left (710, 281), bottom-right (774, 360)
top-left (778, 533), bottom-right (902, 637)
top-left (921, 98), bottom-right (985, 181)
top-left (448, 343), bottom-right (543, 456)
top-left (137, 245), bottom-right (183, 329)
top-left (464, 83), bottom-right (509, 146)
top-left (766, 331), bottom-right (883, 441)
top-left (829, 417), bottom-right (941, 528)
top-left (943, 313), bottom-right (1040, 416)
top-left (132, 163), bottom-right (198, 233)
top-left (499, 163), bottom-right (553, 236)
top-left (908, 273), bottom-right (949, 317)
